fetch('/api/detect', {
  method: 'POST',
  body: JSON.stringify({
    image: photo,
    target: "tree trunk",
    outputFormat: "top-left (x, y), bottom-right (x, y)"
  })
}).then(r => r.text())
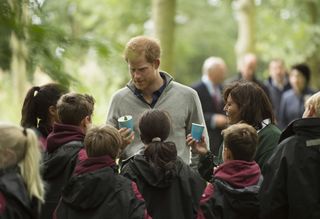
top-left (234, 0), bottom-right (255, 68)
top-left (9, 0), bottom-right (29, 104)
top-left (152, 0), bottom-right (176, 76)
top-left (306, 0), bottom-right (320, 89)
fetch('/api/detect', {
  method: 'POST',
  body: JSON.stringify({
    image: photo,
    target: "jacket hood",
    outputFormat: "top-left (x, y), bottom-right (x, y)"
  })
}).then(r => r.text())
top-left (74, 154), bottom-right (116, 176)
top-left (61, 155), bottom-right (118, 210)
top-left (0, 166), bottom-right (31, 210)
top-left (212, 160), bottom-right (262, 215)
top-left (127, 155), bottom-right (181, 188)
top-left (61, 166), bottom-right (117, 210)
top-left (214, 160), bottom-right (261, 188)
top-left (42, 140), bottom-right (83, 180)
top-left (46, 123), bottom-right (85, 153)
top-left (279, 118), bottom-right (320, 143)
top-left (214, 177), bottom-right (261, 215)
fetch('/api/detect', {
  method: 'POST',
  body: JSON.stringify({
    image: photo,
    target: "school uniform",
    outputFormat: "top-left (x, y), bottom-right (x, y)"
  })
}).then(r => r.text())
top-left (54, 154), bottom-right (148, 219)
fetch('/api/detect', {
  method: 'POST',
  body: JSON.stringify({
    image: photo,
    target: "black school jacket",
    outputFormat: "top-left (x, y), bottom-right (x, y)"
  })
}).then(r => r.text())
top-left (54, 156), bottom-right (146, 219)
top-left (122, 155), bottom-right (206, 219)
top-left (0, 166), bottom-right (40, 219)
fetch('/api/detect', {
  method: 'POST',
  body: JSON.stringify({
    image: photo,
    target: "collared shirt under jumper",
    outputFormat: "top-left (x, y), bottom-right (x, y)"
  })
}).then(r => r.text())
top-left (107, 71), bottom-right (209, 166)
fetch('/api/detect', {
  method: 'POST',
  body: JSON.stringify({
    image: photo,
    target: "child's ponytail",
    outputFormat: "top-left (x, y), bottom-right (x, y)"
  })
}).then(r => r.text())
top-left (19, 128), bottom-right (45, 202)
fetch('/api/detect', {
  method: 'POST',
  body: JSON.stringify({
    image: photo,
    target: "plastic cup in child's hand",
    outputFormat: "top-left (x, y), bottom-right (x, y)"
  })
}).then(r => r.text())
top-left (118, 115), bottom-right (133, 131)
top-left (191, 123), bottom-right (204, 141)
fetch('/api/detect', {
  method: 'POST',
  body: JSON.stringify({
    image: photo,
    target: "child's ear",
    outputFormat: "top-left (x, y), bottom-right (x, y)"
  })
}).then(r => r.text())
top-left (223, 146), bottom-right (233, 161)
top-left (48, 105), bottom-right (59, 122)
top-left (48, 105), bottom-right (56, 116)
top-left (80, 116), bottom-right (92, 132)
top-left (227, 149), bottom-right (234, 160)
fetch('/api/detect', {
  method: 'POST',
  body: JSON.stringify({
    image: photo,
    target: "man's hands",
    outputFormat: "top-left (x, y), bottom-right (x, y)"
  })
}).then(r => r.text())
top-left (119, 128), bottom-right (134, 150)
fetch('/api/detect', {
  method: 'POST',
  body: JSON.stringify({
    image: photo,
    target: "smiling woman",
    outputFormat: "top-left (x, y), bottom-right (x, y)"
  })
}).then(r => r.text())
top-left (215, 81), bottom-right (281, 173)
top-left (223, 95), bottom-right (240, 125)
top-left (194, 81), bottom-right (282, 181)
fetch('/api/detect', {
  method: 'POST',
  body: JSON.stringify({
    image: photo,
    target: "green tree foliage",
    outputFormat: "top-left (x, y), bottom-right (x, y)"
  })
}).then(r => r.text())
top-left (1, 0), bottom-right (319, 123)
top-left (174, 0), bottom-right (237, 84)
top-left (255, 0), bottom-right (320, 87)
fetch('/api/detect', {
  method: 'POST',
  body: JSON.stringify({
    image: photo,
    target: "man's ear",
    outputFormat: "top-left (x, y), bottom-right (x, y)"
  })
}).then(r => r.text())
top-left (154, 59), bottom-right (160, 69)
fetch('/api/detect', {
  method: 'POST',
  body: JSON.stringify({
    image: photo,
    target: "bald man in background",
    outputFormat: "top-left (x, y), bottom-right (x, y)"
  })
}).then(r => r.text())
top-left (226, 53), bottom-right (270, 97)
top-left (192, 57), bottom-right (228, 155)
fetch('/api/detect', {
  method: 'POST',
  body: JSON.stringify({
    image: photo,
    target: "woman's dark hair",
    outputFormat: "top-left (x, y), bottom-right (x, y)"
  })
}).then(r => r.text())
top-left (139, 109), bottom-right (177, 181)
top-left (21, 83), bottom-right (68, 129)
top-left (291, 63), bottom-right (311, 84)
top-left (223, 81), bottom-right (275, 129)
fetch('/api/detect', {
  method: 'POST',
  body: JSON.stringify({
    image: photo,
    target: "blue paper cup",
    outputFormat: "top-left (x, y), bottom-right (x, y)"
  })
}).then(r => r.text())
top-left (191, 123), bottom-right (204, 141)
top-left (118, 115), bottom-right (133, 131)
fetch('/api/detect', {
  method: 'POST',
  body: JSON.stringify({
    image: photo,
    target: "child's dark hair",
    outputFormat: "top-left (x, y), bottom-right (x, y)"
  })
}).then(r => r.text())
top-left (57, 93), bottom-right (95, 126)
top-left (21, 83), bottom-right (68, 128)
top-left (84, 125), bottom-right (122, 159)
top-left (222, 123), bottom-right (258, 161)
top-left (139, 109), bottom-right (177, 180)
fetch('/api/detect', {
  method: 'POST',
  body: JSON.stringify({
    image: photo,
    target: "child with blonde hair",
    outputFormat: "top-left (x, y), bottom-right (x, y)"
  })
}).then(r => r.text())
top-left (0, 123), bottom-right (44, 219)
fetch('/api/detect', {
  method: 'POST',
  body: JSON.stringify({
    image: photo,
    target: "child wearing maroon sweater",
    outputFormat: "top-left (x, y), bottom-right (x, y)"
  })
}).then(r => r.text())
top-left (41, 93), bottom-right (94, 219)
top-left (187, 123), bottom-right (262, 219)
top-left (54, 125), bottom-right (148, 219)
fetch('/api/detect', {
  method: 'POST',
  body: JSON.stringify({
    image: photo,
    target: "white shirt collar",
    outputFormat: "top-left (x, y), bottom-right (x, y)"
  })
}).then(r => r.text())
top-left (257, 118), bottom-right (271, 133)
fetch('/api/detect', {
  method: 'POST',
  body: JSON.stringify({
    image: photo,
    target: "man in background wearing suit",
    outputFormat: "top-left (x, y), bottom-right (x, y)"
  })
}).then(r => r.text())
top-left (192, 57), bottom-right (228, 155)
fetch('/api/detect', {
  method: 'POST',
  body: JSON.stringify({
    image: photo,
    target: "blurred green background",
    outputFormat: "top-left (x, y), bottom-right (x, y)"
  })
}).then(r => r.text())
top-left (1, 0), bottom-right (319, 124)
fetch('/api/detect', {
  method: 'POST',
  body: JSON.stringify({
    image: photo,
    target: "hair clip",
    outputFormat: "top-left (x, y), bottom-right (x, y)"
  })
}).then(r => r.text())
top-left (152, 137), bottom-right (161, 142)
top-left (33, 86), bottom-right (41, 97)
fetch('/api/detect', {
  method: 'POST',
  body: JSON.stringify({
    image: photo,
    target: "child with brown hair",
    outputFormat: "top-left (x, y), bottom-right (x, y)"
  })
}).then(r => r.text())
top-left (41, 92), bottom-right (95, 219)
top-left (54, 125), bottom-right (148, 219)
top-left (188, 123), bottom-right (262, 219)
